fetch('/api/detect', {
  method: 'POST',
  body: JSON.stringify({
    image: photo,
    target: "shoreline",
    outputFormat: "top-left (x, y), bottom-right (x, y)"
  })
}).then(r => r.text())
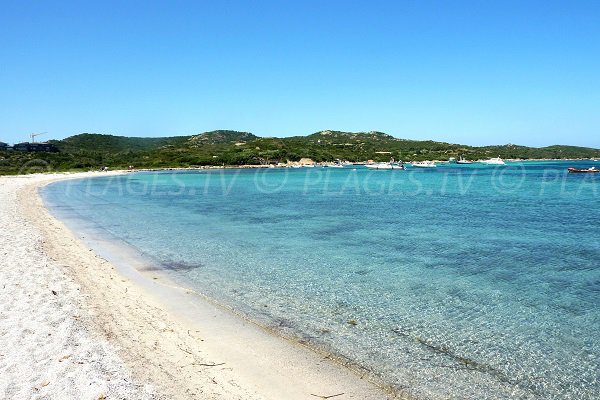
top-left (40, 195), bottom-right (399, 396)
top-left (2, 156), bottom-right (597, 177)
top-left (100, 158), bottom-right (600, 171)
top-left (11, 172), bottom-right (396, 399)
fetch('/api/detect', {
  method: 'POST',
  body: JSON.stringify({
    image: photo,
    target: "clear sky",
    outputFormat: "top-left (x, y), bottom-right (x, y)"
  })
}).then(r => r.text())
top-left (1, 0), bottom-right (598, 147)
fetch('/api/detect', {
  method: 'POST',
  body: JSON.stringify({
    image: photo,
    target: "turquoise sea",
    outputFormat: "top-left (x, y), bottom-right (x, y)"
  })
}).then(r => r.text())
top-left (42, 160), bottom-right (599, 400)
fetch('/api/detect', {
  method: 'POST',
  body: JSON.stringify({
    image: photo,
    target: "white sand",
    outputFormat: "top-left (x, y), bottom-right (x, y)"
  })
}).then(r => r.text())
top-left (0, 174), bottom-right (154, 399)
top-left (0, 173), bottom-right (395, 400)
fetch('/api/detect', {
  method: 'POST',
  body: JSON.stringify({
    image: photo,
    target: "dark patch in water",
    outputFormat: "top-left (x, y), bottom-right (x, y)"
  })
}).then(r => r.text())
top-left (391, 327), bottom-right (543, 396)
top-left (587, 280), bottom-right (600, 293)
top-left (164, 260), bottom-right (205, 271)
top-left (139, 260), bottom-right (204, 272)
top-left (140, 261), bottom-right (204, 272)
top-left (354, 269), bottom-right (372, 276)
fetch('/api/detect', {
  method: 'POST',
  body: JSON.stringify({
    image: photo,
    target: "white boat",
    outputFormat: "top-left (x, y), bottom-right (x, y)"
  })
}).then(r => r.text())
top-left (365, 162), bottom-right (406, 170)
top-left (323, 159), bottom-right (345, 168)
top-left (480, 157), bottom-right (506, 165)
top-left (456, 156), bottom-right (473, 164)
top-left (411, 161), bottom-right (436, 168)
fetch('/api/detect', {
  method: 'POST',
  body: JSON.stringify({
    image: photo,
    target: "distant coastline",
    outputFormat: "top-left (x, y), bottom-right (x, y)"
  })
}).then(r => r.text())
top-left (2, 130), bottom-right (599, 175)
top-left (102, 157), bottom-right (600, 173)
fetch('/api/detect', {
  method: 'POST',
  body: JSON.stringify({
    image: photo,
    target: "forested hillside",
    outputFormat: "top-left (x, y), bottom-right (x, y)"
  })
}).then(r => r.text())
top-left (1, 129), bottom-right (598, 174)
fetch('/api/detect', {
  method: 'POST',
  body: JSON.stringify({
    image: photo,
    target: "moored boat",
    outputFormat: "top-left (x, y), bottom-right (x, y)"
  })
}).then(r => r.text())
top-left (365, 162), bottom-right (406, 170)
top-left (480, 157), bottom-right (505, 165)
top-left (411, 161), bottom-right (436, 168)
top-left (323, 159), bottom-right (346, 168)
top-left (456, 156), bottom-right (473, 164)
top-left (568, 167), bottom-right (600, 173)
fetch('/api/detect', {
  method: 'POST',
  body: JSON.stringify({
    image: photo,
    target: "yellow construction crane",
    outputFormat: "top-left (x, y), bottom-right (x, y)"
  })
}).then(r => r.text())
top-left (30, 132), bottom-right (47, 143)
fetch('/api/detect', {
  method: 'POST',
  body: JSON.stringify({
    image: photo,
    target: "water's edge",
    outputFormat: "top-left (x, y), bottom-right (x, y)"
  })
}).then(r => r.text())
top-left (39, 178), bottom-right (406, 398)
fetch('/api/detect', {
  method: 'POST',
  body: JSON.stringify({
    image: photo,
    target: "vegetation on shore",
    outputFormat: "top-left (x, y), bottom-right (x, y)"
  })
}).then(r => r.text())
top-left (1, 130), bottom-right (599, 175)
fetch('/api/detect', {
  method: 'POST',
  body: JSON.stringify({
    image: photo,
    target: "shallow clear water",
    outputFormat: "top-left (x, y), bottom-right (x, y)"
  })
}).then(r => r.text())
top-left (42, 161), bottom-right (600, 399)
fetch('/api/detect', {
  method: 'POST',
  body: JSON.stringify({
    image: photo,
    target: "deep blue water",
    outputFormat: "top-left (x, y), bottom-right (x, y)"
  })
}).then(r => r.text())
top-left (42, 161), bottom-right (600, 400)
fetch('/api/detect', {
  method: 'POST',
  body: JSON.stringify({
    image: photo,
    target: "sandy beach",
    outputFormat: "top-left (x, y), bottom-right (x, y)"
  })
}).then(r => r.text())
top-left (0, 172), bottom-right (393, 400)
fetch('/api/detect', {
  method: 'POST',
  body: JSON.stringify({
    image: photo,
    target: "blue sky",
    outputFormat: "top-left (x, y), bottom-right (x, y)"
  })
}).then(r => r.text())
top-left (1, 0), bottom-right (598, 147)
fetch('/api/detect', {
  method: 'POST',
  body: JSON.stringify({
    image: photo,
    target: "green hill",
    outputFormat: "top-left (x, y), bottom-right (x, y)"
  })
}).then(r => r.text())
top-left (51, 133), bottom-right (188, 153)
top-left (187, 130), bottom-right (258, 146)
top-left (1, 129), bottom-right (599, 175)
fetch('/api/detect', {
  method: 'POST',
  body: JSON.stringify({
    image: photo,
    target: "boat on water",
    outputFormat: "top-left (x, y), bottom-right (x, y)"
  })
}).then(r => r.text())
top-left (411, 161), bottom-right (436, 168)
top-left (456, 156), bottom-right (473, 164)
top-left (365, 162), bottom-right (406, 170)
top-left (322, 159), bottom-right (346, 168)
top-left (568, 167), bottom-right (600, 173)
top-left (480, 157), bottom-right (506, 165)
